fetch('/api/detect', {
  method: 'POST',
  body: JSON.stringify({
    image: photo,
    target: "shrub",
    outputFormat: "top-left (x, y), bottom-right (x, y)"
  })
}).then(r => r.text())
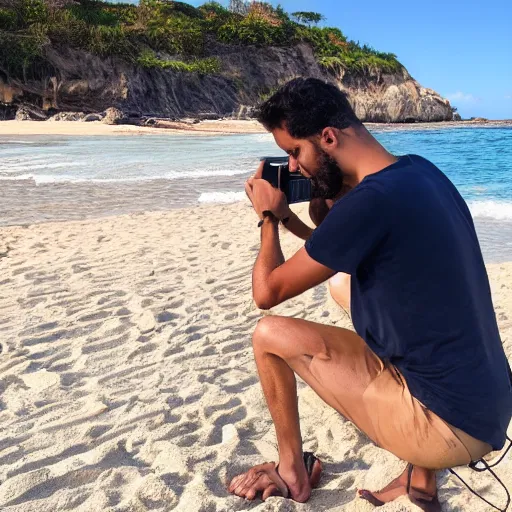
top-left (0, 8), bottom-right (17, 29)
top-left (136, 48), bottom-right (220, 73)
top-left (0, 0), bottom-right (404, 79)
top-left (68, 2), bottom-right (120, 27)
top-left (0, 30), bottom-right (47, 78)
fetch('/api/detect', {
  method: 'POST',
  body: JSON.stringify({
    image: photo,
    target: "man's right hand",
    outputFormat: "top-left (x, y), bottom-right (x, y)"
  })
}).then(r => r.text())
top-left (245, 162), bottom-right (291, 221)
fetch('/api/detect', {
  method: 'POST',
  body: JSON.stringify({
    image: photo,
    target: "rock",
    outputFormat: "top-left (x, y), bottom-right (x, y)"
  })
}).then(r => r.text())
top-left (221, 424), bottom-right (238, 444)
top-left (471, 117), bottom-right (488, 123)
top-left (452, 112), bottom-right (462, 121)
top-left (15, 105), bottom-right (47, 121)
top-left (179, 117), bottom-right (200, 124)
top-left (49, 111), bottom-right (86, 122)
top-left (137, 310), bottom-right (156, 334)
top-left (235, 105), bottom-right (257, 120)
top-left (83, 113), bottom-right (103, 122)
top-left (102, 107), bottom-right (125, 125)
top-left (197, 112), bottom-right (221, 120)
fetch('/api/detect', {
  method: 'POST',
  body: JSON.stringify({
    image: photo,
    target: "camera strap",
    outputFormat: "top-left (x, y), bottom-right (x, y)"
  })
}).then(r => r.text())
top-left (448, 435), bottom-right (512, 511)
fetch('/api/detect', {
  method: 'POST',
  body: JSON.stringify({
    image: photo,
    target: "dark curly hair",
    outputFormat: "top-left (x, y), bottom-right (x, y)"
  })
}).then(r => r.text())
top-left (256, 77), bottom-right (362, 138)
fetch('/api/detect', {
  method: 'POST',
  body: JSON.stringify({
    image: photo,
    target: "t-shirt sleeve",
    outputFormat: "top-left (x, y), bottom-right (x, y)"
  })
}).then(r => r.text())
top-left (305, 186), bottom-right (389, 274)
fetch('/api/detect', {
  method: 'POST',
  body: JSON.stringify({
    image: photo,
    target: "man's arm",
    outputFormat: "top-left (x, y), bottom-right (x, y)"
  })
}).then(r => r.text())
top-left (282, 211), bottom-right (314, 241)
top-left (281, 198), bottom-right (334, 241)
top-left (246, 177), bottom-right (335, 309)
top-left (252, 218), bottom-right (335, 310)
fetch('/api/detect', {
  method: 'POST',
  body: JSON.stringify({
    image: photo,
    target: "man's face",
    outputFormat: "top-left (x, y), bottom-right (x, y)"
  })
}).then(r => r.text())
top-left (272, 127), bottom-right (343, 200)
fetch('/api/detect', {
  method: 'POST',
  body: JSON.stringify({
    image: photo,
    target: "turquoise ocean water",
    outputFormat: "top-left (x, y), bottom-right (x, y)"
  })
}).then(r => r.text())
top-left (1, 126), bottom-right (511, 261)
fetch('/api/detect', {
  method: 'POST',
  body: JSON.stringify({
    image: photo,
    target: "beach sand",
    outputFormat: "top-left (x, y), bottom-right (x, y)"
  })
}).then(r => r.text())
top-left (0, 119), bottom-right (266, 136)
top-left (1, 118), bottom-right (511, 137)
top-left (1, 201), bottom-right (511, 511)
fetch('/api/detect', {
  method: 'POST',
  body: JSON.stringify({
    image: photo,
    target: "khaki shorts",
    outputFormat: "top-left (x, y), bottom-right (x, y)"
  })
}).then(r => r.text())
top-left (340, 343), bottom-right (492, 469)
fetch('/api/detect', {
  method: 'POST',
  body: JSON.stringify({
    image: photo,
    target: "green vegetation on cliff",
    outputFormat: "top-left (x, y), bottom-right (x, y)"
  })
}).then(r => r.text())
top-left (0, 0), bottom-right (403, 80)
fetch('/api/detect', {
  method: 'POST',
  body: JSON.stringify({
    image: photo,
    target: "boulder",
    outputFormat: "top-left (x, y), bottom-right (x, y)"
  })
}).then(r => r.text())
top-left (179, 117), bottom-right (200, 124)
top-left (102, 107), bottom-right (125, 125)
top-left (15, 105), bottom-right (47, 121)
top-left (49, 111), bottom-right (86, 122)
top-left (197, 112), bottom-right (221, 120)
top-left (83, 113), bottom-right (103, 122)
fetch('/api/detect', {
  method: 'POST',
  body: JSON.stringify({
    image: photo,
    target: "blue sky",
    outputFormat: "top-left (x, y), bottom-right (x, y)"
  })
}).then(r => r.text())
top-left (186, 0), bottom-right (512, 120)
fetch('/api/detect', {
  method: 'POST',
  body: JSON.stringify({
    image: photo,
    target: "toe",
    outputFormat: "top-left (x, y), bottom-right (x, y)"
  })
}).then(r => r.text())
top-left (262, 484), bottom-right (282, 501)
top-left (228, 474), bottom-right (243, 493)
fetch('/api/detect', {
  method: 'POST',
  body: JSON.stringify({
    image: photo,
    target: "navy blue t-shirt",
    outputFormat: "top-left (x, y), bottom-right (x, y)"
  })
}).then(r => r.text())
top-left (305, 154), bottom-right (512, 450)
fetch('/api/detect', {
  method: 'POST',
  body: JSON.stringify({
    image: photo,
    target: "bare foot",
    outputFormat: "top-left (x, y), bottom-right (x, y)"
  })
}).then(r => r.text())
top-left (359, 465), bottom-right (440, 512)
top-left (228, 457), bottom-right (322, 502)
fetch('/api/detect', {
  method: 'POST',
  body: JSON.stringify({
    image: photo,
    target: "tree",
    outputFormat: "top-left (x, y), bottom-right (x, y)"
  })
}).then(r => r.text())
top-left (291, 11), bottom-right (325, 26)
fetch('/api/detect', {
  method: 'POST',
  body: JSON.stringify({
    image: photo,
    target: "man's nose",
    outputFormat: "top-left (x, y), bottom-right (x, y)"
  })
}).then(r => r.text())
top-left (288, 155), bottom-right (299, 173)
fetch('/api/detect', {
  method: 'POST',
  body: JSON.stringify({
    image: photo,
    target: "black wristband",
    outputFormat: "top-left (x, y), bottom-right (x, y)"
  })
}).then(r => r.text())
top-left (258, 210), bottom-right (278, 227)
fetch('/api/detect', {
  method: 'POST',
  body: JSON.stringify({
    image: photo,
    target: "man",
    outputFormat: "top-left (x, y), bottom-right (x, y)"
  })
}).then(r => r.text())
top-left (227, 77), bottom-right (512, 510)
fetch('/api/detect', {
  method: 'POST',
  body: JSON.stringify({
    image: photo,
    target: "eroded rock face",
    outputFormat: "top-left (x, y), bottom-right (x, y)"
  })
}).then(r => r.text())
top-left (1, 43), bottom-right (455, 123)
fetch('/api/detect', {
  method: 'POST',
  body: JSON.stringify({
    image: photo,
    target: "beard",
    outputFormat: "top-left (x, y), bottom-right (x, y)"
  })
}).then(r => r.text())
top-left (310, 149), bottom-right (344, 200)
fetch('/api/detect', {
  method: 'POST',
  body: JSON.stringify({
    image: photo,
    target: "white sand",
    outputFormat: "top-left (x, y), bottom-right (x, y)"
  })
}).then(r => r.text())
top-left (0, 119), bottom-right (266, 136)
top-left (1, 119), bottom-right (510, 137)
top-left (0, 201), bottom-right (511, 511)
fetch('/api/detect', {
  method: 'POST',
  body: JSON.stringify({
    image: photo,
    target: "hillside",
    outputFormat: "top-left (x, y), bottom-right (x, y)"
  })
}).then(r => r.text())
top-left (0, 0), bottom-right (457, 122)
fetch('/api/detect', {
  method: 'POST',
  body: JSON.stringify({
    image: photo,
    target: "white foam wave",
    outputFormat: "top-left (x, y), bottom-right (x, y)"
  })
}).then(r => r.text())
top-left (468, 200), bottom-right (512, 221)
top-left (0, 174), bottom-right (34, 181)
top-left (10, 167), bottom-right (250, 184)
top-left (4, 161), bottom-right (85, 171)
top-left (198, 191), bottom-right (246, 204)
top-left (0, 140), bottom-right (37, 144)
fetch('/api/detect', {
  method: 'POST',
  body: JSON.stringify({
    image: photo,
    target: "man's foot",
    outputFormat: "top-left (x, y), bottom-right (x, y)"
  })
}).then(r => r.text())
top-left (228, 454), bottom-right (322, 502)
top-left (358, 464), bottom-right (440, 512)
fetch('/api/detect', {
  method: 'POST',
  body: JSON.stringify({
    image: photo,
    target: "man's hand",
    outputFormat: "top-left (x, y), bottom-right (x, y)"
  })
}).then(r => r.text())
top-left (245, 162), bottom-right (291, 220)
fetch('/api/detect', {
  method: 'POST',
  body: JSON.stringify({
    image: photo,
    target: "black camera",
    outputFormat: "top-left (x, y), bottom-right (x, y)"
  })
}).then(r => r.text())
top-left (260, 157), bottom-right (312, 204)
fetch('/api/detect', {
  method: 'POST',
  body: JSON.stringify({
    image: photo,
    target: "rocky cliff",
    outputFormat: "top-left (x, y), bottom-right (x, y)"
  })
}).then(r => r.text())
top-left (0, 42), bottom-right (455, 123)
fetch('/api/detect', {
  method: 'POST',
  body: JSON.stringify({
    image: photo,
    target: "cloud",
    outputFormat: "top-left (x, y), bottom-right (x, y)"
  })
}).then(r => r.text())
top-left (505, 94), bottom-right (512, 100)
top-left (446, 91), bottom-right (480, 103)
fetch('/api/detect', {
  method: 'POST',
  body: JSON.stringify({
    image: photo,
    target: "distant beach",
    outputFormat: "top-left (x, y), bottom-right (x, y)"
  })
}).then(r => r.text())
top-left (1, 118), bottom-right (511, 137)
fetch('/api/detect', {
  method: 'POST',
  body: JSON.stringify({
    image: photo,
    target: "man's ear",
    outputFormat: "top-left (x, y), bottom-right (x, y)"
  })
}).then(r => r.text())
top-left (320, 127), bottom-right (339, 151)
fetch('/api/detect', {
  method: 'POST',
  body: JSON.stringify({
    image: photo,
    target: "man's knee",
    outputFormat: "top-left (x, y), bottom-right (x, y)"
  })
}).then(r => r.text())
top-left (253, 316), bottom-right (279, 350)
top-left (252, 315), bottom-right (294, 354)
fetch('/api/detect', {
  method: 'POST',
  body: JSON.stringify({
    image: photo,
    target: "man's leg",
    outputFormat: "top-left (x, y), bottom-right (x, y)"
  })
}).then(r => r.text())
top-left (329, 272), bottom-right (351, 310)
top-left (228, 316), bottom-right (445, 507)
top-left (229, 315), bottom-right (382, 502)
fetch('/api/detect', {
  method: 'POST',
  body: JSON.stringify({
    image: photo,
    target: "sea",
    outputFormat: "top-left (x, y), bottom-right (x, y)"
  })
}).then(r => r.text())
top-left (1, 126), bottom-right (512, 262)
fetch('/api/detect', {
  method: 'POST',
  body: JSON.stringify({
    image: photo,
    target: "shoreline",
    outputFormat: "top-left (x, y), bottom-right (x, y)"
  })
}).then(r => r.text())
top-left (0, 118), bottom-right (511, 136)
